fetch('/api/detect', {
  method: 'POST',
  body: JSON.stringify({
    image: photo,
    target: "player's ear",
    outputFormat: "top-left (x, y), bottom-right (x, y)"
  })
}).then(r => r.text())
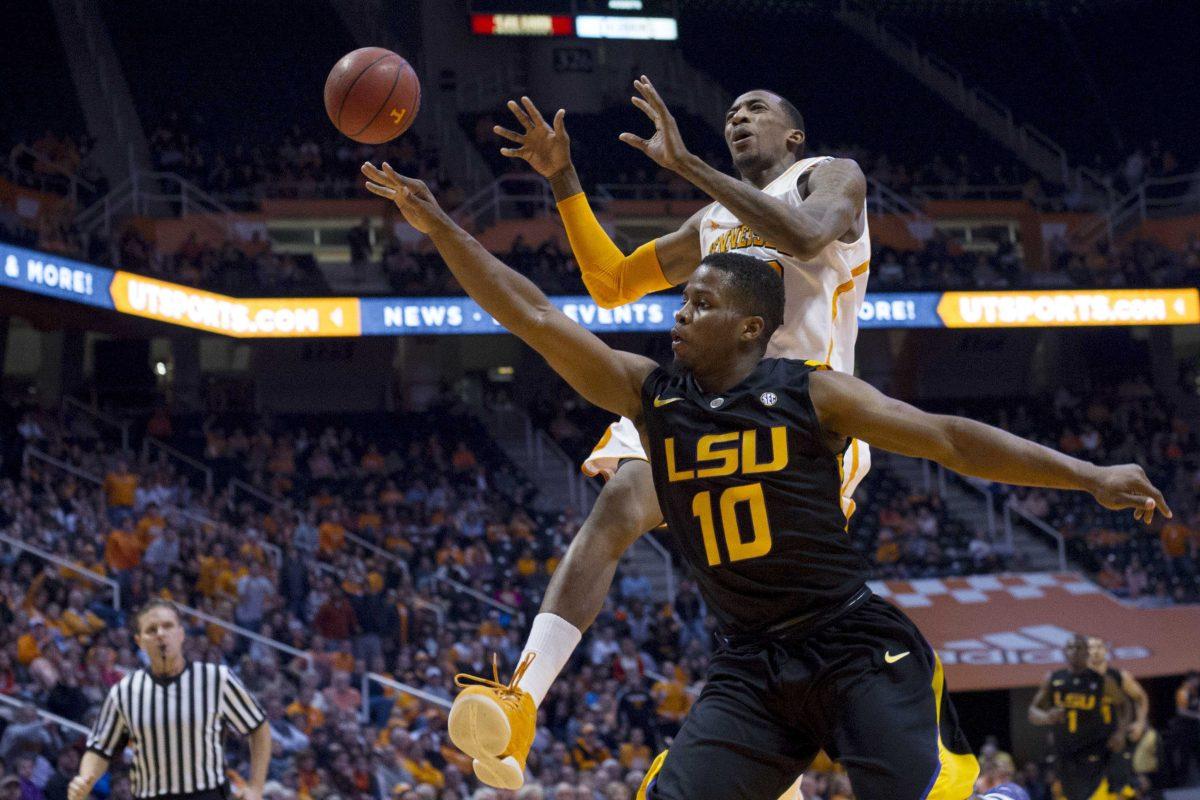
top-left (741, 315), bottom-right (765, 343)
top-left (788, 129), bottom-right (805, 152)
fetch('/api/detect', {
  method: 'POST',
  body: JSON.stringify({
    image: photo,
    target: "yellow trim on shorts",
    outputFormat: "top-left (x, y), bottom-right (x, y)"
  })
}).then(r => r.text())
top-left (636, 750), bottom-right (669, 800)
top-left (926, 655), bottom-right (980, 800)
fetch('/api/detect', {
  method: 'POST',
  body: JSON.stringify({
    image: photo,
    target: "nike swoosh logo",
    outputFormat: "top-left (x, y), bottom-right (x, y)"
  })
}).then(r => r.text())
top-left (884, 651), bottom-right (910, 664)
top-left (653, 396), bottom-right (681, 407)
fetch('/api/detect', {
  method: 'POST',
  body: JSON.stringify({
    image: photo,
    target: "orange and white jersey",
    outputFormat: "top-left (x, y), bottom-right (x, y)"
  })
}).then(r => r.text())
top-left (586, 155), bottom-right (871, 515)
top-left (698, 156), bottom-right (870, 374)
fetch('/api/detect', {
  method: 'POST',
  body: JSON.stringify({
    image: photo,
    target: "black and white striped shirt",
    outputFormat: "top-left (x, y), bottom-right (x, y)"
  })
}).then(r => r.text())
top-left (86, 662), bottom-right (266, 798)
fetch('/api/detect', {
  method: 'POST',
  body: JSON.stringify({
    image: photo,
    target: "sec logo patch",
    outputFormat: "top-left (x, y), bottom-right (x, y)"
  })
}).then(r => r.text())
top-left (760, 392), bottom-right (778, 407)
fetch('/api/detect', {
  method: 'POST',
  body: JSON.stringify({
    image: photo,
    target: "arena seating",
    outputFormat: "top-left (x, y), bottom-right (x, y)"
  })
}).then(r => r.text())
top-left (1, 375), bottom-right (1194, 798)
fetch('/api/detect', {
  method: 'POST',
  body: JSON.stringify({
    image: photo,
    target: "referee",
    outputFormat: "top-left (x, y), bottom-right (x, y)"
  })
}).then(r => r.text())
top-left (69, 599), bottom-right (271, 800)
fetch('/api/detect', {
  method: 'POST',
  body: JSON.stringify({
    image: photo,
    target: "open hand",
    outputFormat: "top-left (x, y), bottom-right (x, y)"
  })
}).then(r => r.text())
top-left (619, 75), bottom-right (693, 172)
top-left (1089, 463), bottom-right (1171, 524)
top-left (67, 776), bottom-right (92, 800)
top-left (494, 97), bottom-right (572, 179)
top-left (361, 162), bottom-right (449, 234)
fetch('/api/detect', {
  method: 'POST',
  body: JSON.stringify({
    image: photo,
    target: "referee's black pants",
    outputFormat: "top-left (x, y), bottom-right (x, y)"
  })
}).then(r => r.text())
top-left (144, 785), bottom-right (230, 800)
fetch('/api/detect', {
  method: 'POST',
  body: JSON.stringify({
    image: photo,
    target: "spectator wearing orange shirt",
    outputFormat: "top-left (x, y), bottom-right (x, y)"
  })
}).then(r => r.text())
top-left (1160, 514), bottom-right (1198, 580)
top-left (16, 618), bottom-right (53, 666)
top-left (135, 502), bottom-right (167, 550)
top-left (103, 458), bottom-right (138, 523)
top-left (318, 509), bottom-right (347, 556)
top-left (360, 443), bottom-right (386, 475)
top-left (104, 516), bottom-right (143, 574)
top-left (285, 685), bottom-right (326, 735)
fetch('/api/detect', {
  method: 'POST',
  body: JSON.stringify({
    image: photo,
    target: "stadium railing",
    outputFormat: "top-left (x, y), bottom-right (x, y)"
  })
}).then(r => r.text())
top-left (63, 395), bottom-right (131, 453)
top-left (4, 144), bottom-right (98, 208)
top-left (140, 436), bottom-right (214, 494)
top-left (0, 693), bottom-right (91, 738)
top-left (1003, 502), bottom-right (1068, 572)
top-left (452, 174), bottom-right (555, 230)
top-left (361, 672), bottom-right (451, 725)
top-left (174, 601), bottom-right (315, 669)
top-left (75, 170), bottom-right (240, 241)
top-left (0, 530), bottom-right (122, 612)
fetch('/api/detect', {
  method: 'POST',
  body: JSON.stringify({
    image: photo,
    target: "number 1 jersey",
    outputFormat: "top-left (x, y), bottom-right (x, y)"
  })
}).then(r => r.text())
top-left (640, 357), bottom-right (870, 634)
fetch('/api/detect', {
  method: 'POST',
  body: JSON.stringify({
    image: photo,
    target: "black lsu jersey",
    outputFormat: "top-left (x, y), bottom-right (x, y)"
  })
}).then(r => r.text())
top-left (1048, 668), bottom-right (1116, 755)
top-left (640, 358), bottom-right (869, 634)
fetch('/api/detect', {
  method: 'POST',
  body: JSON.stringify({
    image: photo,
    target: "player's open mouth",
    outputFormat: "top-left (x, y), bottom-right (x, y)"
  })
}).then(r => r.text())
top-left (731, 129), bottom-right (754, 144)
top-left (670, 329), bottom-right (686, 351)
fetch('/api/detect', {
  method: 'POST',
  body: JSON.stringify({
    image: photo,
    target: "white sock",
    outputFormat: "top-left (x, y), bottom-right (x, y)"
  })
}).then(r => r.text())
top-left (516, 612), bottom-right (583, 707)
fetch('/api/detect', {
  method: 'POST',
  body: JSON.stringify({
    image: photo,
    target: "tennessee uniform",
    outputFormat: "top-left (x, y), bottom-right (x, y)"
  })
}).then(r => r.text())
top-left (583, 156), bottom-right (872, 518)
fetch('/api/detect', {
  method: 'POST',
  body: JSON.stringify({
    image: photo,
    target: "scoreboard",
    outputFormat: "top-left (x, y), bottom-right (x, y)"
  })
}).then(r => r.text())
top-left (470, 0), bottom-right (679, 40)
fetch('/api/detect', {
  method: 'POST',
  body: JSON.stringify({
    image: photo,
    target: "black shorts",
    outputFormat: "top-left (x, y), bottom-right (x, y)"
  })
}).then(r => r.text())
top-left (1057, 747), bottom-right (1111, 800)
top-left (1105, 744), bottom-right (1136, 798)
top-left (636, 594), bottom-right (979, 800)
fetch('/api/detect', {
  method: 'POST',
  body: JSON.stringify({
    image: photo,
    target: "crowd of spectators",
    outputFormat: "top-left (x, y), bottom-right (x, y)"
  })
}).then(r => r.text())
top-left (2, 132), bottom-right (107, 206)
top-left (962, 379), bottom-right (1200, 605)
top-left (0, 372), bottom-right (1195, 799)
top-left (146, 113), bottom-right (452, 209)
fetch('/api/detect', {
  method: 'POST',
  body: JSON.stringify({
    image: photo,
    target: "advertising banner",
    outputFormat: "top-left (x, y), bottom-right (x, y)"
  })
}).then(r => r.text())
top-left (109, 273), bottom-right (361, 338)
top-left (2, 243), bottom-right (1197, 338)
top-left (872, 572), bottom-right (1200, 691)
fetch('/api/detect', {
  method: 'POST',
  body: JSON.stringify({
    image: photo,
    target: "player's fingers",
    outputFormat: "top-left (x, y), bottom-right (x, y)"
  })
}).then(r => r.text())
top-left (553, 108), bottom-right (567, 136)
top-left (360, 162), bottom-right (389, 184)
top-left (1146, 484), bottom-right (1172, 518)
top-left (521, 96), bottom-right (548, 128)
top-left (499, 147), bottom-right (525, 158)
top-left (507, 99), bottom-right (534, 130)
top-left (618, 133), bottom-right (648, 152)
top-left (493, 125), bottom-right (525, 144)
top-left (638, 75), bottom-right (669, 114)
top-left (382, 163), bottom-right (422, 191)
top-left (364, 181), bottom-right (397, 200)
top-left (631, 96), bottom-right (659, 123)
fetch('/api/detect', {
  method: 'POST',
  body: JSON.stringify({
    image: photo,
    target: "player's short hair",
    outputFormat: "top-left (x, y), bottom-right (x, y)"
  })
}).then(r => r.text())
top-left (765, 91), bottom-right (805, 132)
top-left (699, 253), bottom-right (784, 346)
top-left (132, 598), bottom-right (184, 634)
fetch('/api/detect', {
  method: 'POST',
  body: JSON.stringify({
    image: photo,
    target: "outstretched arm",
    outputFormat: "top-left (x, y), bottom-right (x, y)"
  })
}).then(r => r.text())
top-left (494, 96), bottom-right (703, 306)
top-left (362, 163), bottom-right (655, 420)
top-left (808, 370), bottom-right (1171, 523)
top-left (620, 76), bottom-right (865, 261)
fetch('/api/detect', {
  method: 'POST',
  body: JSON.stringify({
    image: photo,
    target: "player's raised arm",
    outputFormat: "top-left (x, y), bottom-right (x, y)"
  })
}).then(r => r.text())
top-left (494, 96), bottom-right (703, 307)
top-left (807, 369), bottom-right (1172, 523)
top-left (621, 76), bottom-right (864, 261)
top-left (362, 162), bottom-right (655, 420)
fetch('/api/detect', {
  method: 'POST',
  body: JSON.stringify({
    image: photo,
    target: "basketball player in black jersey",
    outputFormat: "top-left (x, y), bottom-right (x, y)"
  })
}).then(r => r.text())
top-left (1029, 635), bottom-right (1132, 800)
top-left (1088, 637), bottom-right (1149, 798)
top-left (361, 162), bottom-right (1171, 800)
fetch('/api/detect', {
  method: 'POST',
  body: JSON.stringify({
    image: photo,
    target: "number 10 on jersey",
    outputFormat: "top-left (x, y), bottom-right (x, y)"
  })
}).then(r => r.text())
top-left (691, 483), bottom-right (773, 566)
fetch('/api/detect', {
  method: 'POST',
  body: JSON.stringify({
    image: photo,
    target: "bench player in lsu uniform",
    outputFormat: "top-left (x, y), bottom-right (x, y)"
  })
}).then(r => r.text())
top-left (1087, 636), bottom-right (1150, 798)
top-left (361, 159), bottom-right (1171, 799)
top-left (1029, 635), bottom-right (1133, 800)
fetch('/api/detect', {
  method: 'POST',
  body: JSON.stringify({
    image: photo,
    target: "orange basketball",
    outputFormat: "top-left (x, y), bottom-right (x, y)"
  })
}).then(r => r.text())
top-left (324, 47), bottom-right (420, 144)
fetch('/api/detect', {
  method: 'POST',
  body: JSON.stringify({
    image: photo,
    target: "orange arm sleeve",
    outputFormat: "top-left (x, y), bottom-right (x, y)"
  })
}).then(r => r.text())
top-left (557, 193), bottom-right (671, 309)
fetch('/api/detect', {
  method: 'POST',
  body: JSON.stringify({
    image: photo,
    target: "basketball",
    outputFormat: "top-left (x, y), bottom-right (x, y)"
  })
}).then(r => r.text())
top-left (324, 47), bottom-right (420, 144)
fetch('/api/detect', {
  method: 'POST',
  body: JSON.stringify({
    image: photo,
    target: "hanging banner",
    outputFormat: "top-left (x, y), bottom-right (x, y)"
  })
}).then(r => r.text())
top-left (871, 572), bottom-right (1200, 691)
